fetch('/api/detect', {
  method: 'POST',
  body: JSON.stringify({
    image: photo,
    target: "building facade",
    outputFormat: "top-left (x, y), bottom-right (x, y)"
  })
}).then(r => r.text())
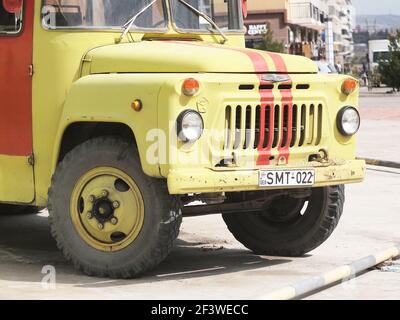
top-left (288, 0), bottom-right (328, 58)
top-left (244, 0), bottom-right (291, 48)
top-left (326, 0), bottom-right (355, 70)
top-left (245, 0), bottom-right (355, 69)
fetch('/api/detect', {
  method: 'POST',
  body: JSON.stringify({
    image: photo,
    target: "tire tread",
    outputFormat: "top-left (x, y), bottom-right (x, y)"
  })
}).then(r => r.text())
top-left (223, 185), bottom-right (345, 257)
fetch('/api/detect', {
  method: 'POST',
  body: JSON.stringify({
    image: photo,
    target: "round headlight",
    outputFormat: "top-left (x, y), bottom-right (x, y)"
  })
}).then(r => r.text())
top-left (337, 106), bottom-right (360, 136)
top-left (177, 110), bottom-right (204, 142)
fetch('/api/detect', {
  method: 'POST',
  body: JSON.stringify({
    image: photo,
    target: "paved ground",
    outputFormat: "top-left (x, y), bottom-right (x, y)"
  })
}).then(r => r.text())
top-left (0, 89), bottom-right (398, 300)
top-left (358, 87), bottom-right (400, 161)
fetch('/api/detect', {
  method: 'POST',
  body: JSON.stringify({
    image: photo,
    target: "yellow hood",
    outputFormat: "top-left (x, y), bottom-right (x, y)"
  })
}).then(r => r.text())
top-left (84, 41), bottom-right (318, 74)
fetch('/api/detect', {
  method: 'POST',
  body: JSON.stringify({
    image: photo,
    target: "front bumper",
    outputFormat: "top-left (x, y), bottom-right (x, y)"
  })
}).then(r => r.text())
top-left (167, 160), bottom-right (366, 194)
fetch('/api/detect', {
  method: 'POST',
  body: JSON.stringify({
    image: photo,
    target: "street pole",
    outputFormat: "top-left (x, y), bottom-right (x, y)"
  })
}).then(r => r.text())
top-left (325, 17), bottom-right (334, 65)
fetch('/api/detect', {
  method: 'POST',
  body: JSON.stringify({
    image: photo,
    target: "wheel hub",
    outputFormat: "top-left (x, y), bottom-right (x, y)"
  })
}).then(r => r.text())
top-left (263, 196), bottom-right (307, 224)
top-left (70, 167), bottom-right (144, 252)
top-left (92, 196), bottom-right (115, 223)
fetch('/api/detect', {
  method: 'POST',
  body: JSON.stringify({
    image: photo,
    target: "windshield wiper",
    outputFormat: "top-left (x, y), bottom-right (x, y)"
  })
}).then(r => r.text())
top-left (117, 0), bottom-right (158, 43)
top-left (178, 0), bottom-right (228, 44)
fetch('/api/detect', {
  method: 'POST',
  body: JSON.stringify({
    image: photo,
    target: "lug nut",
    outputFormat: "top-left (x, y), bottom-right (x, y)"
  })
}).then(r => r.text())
top-left (87, 211), bottom-right (93, 219)
top-left (89, 195), bottom-right (96, 203)
top-left (112, 201), bottom-right (120, 209)
top-left (101, 190), bottom-right (109, 197)
top-left (110, 217), bottom-right (118, 225)
top-left (98, 223), bottom-right (104, 230)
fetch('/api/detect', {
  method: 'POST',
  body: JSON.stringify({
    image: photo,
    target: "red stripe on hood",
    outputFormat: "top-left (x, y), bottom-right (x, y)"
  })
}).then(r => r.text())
top-left (267, 52), bottom-right (293, 164)
top-left (242, 51), bottom-right (293, 165)
top-left (236, 50), bottom-right (275, 166)
top-left (200, 44), bottom-right (276, 166)
top-left (220, 48), bottom-right (292, 166)
top-left (169, 42), bottom-right (292, 165)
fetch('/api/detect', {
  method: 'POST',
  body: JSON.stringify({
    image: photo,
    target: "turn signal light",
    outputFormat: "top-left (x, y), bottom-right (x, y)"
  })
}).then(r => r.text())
top-left (182, 78), bottom-right (200, 96)
top-left (131, 99), bottom-right (143, 112)
top-left (341, 78), bottom-right (358, 95)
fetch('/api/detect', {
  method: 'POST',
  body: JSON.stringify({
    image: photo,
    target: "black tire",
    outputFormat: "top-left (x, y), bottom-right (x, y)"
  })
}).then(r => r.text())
top-left (0, 204), bottom-right (44, 215)
top-left (48, 136), bottom-right (182, 278)
top-left (223, 186), bottom-right (345, 257)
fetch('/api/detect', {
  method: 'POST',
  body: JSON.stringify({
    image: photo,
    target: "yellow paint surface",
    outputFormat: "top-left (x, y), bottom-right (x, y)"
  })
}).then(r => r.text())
top-left (0, 2), bottom-right (364, 205)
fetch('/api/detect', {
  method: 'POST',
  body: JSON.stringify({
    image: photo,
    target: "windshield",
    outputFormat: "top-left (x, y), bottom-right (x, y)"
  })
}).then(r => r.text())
top-left (40, 0), bottom-right (242, 32)
top-left (41, 0), bottom-right (167, 30)
top-left (171, 0), bottom-right (242, 31)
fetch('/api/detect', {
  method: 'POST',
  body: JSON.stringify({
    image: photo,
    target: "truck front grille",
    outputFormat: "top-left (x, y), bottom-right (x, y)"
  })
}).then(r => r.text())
top-left (224, 103), bottom-right (323, 152)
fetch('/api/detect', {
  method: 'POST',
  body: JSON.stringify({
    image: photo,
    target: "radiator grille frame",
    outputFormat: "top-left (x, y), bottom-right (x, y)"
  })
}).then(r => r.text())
top-left (224, 103), bottom-right (324, 153)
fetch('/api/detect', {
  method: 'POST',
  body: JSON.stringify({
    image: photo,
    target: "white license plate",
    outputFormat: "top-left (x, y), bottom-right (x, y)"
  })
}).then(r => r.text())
top-left (259, 169), bottom-right (315, 187)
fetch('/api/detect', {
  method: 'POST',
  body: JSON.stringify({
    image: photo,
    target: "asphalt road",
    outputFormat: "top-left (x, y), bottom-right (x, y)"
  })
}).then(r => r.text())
top-left (0, 89), bottom-right (398, 300)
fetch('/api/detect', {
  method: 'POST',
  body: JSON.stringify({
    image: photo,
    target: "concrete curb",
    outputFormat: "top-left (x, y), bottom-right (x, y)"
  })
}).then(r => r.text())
top-left (359, 93), bottom-right (398, 98)
top-left (258, 244), bottom-right (400, 300)
top-left (358, 157), bottom-right (400, 169)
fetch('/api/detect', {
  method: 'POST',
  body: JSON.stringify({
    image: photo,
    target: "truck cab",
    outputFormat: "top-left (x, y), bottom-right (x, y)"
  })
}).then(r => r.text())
top-left (0, 0), bottom-right (365, 278)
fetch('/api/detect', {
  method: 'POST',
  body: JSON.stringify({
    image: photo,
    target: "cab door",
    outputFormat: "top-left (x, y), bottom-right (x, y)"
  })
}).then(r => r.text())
top-left (0, 0), bottom-right (35, 203)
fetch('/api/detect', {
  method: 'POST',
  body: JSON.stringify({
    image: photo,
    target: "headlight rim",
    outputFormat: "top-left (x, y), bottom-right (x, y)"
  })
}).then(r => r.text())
top-left (176, 109), bottom-right (204, 143)
top-left (336, 106), bottom-right (361, 136)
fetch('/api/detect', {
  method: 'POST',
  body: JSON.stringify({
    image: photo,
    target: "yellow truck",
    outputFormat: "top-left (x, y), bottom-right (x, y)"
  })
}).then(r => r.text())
top-left (0, 0), bottom-right (364, 278)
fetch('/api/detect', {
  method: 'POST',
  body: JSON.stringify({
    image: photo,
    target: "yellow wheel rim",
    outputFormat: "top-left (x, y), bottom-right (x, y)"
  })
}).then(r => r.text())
top-left (70, 167), bottom-right (144, 252)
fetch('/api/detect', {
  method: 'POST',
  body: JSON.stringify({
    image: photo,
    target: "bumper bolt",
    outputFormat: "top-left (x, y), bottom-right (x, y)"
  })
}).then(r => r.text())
top-left (101, 190), bottom-right (109, 197)
top-left (110, 217), bottom-right (118, 225)
top-left (112, 201), bottom-right (120, 209)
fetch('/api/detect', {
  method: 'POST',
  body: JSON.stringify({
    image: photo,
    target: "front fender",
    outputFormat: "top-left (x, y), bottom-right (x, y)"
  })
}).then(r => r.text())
top-left (53, 74), bottom-right (166, 178)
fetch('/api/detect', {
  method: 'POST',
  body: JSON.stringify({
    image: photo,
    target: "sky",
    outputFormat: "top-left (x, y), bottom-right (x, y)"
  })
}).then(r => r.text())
top-left (352, 0), bottom-right (400, 15)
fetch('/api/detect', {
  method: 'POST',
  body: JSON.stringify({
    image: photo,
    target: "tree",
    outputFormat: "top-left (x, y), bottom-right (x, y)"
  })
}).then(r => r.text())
top-left (253, 29), bottom-right (285, 53)
top-left (378, 30), bottom-right (400, 91)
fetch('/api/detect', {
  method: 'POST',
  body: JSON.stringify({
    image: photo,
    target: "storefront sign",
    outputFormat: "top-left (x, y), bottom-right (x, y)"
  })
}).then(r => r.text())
top-left (246, 24), bottom-right (268, 36)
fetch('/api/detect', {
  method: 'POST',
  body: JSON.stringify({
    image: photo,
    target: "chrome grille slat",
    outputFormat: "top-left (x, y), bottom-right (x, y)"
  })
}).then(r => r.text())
top-left (290, 104), bottom-right (298, 148)
top-left (312, 104), bottom-right (319, 145)
top-left (305, 104), bottom-right (312, 145)
top-left (239, 106), bottom-right (247, 150)
top-left (316, 104), bottom-right (323, 145)
top-left (228, 106), bottom-right (236, 150)
top-left (248, 106), bottom-right (256, 149)
top-left (233, 106), bottom-right (241, 149)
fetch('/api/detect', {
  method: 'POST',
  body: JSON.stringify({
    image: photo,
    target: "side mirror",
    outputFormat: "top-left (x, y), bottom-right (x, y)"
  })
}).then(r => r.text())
top-left (2, 0), bottom-right (23, 14)
top-left (242, 0), bottom-right (248, 18)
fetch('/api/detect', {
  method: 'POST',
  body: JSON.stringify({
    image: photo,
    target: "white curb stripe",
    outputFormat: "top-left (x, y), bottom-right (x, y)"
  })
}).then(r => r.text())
top-left (259, 244), bottom-right (400, 300)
